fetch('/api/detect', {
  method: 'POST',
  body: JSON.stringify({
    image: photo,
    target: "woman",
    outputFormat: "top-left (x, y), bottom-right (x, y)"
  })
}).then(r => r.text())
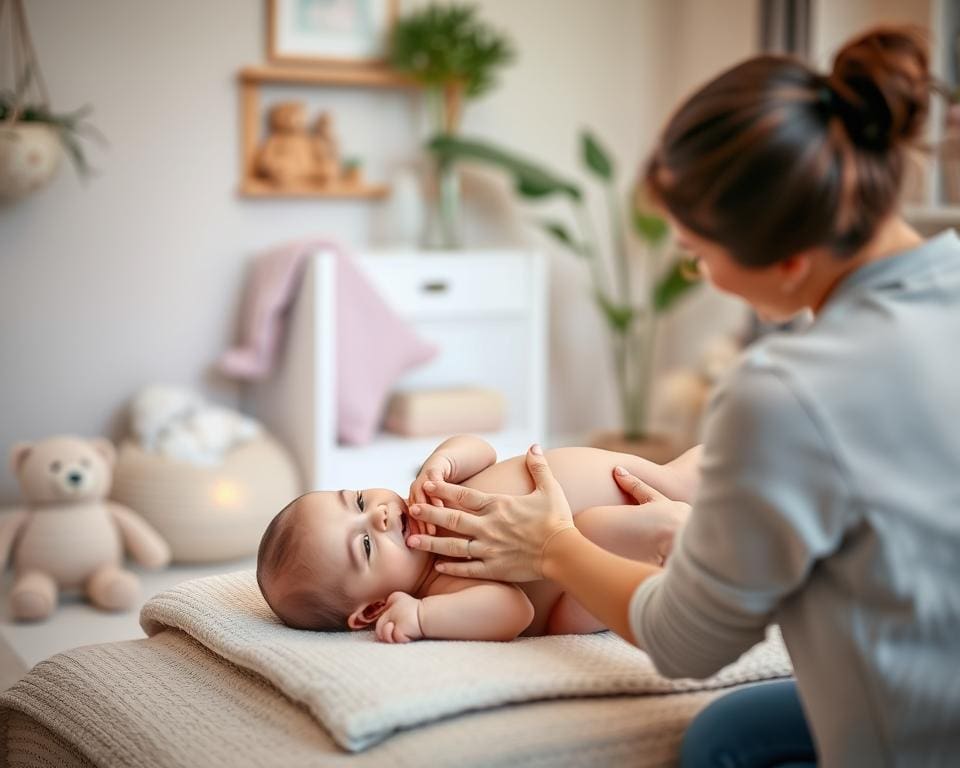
top-left (404, 26), bottom-right (960, 768)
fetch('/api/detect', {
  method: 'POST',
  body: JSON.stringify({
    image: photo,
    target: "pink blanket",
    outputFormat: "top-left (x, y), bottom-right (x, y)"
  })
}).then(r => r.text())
top-left (219, 240), bottom-right (437, 445)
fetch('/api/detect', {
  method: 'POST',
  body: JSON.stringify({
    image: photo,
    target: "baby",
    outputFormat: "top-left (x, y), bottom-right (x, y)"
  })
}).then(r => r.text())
top-left (256, 435), bottom-right (688, 643)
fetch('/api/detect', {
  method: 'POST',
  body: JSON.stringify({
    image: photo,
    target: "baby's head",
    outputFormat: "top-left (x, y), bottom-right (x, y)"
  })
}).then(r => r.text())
top-left (256, 488), bottom-right (428, 632)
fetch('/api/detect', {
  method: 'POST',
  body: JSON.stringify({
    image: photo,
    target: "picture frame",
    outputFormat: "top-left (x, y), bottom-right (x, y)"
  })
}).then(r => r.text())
top-left (267, 0), bottom-right (399, 67)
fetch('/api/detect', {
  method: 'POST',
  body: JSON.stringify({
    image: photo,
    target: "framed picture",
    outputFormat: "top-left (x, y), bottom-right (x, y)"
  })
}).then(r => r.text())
top-left (268, 0), bottom-right (398, 66)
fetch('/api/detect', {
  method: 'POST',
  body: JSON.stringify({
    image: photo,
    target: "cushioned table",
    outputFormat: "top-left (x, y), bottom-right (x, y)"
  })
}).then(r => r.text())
top-left (0, 572), bottom-right (793, 767)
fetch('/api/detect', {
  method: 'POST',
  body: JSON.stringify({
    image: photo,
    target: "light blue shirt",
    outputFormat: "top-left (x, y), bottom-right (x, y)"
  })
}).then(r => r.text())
top-left (630, 230), bottom-right (960, 767)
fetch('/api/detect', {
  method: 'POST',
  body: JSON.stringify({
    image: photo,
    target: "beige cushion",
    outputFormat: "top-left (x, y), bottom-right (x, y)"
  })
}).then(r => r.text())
top-left (110, 436), bottom-right (300, 563)
top-left (383, 387), bottom-right (505, 437)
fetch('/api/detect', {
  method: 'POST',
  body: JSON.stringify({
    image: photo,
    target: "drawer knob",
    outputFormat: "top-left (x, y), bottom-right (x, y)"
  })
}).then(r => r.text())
top-left (421, 280), bottom-right (449, 293)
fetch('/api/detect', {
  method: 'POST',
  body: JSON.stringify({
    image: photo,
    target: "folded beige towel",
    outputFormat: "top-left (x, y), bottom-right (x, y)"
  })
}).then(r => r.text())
top-left (139, 571), bottom-right (792, 752)
top-left (384, 387), bottom-right (506, 436)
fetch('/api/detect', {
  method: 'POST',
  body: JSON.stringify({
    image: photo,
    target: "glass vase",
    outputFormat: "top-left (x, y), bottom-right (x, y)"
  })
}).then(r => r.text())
top-left (613, 314), bottom-right (657, 441)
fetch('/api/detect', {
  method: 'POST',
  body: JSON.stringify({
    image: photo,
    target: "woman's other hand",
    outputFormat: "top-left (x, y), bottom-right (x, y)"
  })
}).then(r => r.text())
top-left (405, 444), bottom-right (576, 582)
top-left (612, 464), bottom-right (691, 564)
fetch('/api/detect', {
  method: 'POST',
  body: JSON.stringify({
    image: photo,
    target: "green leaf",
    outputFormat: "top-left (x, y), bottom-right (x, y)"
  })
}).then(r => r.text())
top-left (581, 130), bottom-right (613, 181)
top-left (654, 259), bottom-right (700, 313)
top-left (595, 292), bottom-right (634, 332)
top-left (537, 219), bottom-right (584, 255)
top-left (633, 210), bottom-right (669, 246)
top-left (428, 134), bottom-right (582, 201)
top-left (515, 174), bottom-right (557, 198)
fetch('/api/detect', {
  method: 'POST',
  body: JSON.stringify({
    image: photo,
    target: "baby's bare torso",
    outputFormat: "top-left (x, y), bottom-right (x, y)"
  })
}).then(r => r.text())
top-left (420, 447), bottom-right (638, 635)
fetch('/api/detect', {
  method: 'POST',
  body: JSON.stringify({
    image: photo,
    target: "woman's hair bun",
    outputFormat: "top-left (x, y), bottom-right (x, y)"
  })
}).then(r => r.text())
top-left (827, 25), bottom-right (930, 151)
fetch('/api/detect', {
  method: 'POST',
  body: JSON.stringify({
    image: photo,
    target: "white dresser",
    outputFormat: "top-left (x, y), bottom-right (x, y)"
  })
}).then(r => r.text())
top-left (246, 249), bottom-right (547, 494)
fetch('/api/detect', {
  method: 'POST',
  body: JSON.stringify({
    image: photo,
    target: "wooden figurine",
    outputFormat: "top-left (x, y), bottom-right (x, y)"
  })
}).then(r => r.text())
top-left (311, 111), bottom-right (340, 187)
top-left (254, 101), bottom-right (314, 187)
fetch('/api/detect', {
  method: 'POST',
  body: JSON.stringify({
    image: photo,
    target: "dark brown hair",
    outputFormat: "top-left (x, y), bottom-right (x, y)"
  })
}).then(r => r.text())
top-left (645, 26), bottom-right (931, 267)
top-left (256, 494), bottom-right (351, 631)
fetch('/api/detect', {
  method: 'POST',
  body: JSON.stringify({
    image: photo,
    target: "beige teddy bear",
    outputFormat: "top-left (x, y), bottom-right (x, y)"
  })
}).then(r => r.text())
top-left (0, 435), bottom-right (171, 621)
top-left (254, 101), bottom-right (315, 188)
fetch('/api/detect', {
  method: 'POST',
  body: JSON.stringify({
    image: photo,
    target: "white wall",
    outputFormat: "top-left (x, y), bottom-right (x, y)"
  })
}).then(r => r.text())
top-left (0, 0), bottom-right (760, 502)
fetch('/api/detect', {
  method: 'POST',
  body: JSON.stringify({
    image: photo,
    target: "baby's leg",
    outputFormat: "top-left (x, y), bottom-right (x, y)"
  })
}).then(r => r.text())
top-left (546, 591), bottom-right (606, 635)
top-left (573, 502), bottom-right (686, 565)
top-left (544, 504), bottom-right (685, 635)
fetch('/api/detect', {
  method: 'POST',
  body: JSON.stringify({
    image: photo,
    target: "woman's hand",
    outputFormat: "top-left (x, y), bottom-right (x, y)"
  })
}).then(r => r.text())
top-left (407, 457), bottom-right (447, 537)
top-left (657, 444), bottom-right (704, 504)
top-left (406, 445), bottom-right (575, 582)
top-left (611, 464), bottom-right (691, 564)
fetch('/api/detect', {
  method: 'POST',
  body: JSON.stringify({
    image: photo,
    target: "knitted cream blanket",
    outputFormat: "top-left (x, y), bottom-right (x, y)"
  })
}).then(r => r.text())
top-left (139, 571), bottom-right (792, 752)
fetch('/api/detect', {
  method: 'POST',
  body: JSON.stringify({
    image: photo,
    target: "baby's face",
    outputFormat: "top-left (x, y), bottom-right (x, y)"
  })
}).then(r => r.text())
top-left (297, 488), bottom-right (431, 618)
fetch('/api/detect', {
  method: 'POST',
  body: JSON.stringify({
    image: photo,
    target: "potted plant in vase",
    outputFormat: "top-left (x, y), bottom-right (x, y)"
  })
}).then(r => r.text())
top-left (0, 0), bottom-right (101, 201)
top-left (389, 3), bottom-right (514, 249)
top-left (429, 131), bottom-right (700, 461)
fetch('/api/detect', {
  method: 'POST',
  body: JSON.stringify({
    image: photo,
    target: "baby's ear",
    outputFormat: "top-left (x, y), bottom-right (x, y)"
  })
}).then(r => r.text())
top-left (347, 600), bottom-right (386, 630)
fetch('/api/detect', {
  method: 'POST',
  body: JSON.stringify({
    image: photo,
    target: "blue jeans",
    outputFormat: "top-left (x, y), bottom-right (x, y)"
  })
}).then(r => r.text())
top-left (680, 680), bottom-right (817, 768)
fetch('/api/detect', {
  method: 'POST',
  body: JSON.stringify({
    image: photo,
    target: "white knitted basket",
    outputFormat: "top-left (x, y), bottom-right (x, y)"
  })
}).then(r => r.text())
top-left (110, 436), bottom-right (300, 563)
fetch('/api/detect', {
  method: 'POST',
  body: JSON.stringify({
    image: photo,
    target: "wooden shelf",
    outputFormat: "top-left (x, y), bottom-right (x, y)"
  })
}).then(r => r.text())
top-left (904, 204), bottom-right (960, 224)
top-left (238, 64), bottom-right (418, 89)
top-left (239, 179), bottom-right (389, 199)
top-left (236, 63), bottom-right (418, 201)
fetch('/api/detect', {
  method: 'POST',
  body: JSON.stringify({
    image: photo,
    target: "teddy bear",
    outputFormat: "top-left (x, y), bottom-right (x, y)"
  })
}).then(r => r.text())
top-left (0, 435), bottom-right (171, 621)
top-left (129, 385), bottom-right (260, 466)
top-left (254, 101), bottom-right (315, 187)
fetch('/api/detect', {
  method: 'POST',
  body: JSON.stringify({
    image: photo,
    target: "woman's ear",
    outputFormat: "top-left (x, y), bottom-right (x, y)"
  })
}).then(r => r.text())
top-left (777, 252), bottom-right (813, 294)
top-left (347, 600), bottom-right (386, 630)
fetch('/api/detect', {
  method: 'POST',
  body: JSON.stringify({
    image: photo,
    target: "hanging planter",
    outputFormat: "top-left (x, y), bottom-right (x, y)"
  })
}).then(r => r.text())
top-left (0, 122), bottom-right (62, 200)
top-left (0, 0), bottom-right (101, 202)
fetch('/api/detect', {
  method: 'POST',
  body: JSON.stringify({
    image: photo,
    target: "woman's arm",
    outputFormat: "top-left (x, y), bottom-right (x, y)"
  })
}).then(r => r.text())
top-left (541, 528), bottom-right (660, 643)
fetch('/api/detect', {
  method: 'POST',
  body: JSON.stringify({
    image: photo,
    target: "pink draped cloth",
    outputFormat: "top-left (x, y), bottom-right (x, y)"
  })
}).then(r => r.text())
top-left (218, 240), bottom-right (437, 444)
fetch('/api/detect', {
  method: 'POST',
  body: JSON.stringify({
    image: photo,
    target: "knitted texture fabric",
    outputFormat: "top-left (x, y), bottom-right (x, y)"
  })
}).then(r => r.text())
top-left (137, 570), bottom-right (793, 752)
top-left (0, 630), bottom-right (749, 767)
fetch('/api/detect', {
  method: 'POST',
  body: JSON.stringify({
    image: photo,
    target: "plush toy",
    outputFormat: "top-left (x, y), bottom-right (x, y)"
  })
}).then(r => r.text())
top-left (0, 435), bottom-right (171, 621)
top-left (254, 101), bottom-right (314, 187)
top-left (129, 385), bottom-right (260, 466)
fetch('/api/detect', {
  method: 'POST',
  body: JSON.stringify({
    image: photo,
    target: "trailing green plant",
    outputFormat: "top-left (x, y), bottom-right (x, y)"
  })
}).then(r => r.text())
top-left (429, 132), bottom-right (700, 439)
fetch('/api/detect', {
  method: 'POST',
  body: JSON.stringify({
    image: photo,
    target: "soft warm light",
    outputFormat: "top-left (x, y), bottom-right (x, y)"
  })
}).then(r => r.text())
top-left (211, 480), bottom-right (243, 509)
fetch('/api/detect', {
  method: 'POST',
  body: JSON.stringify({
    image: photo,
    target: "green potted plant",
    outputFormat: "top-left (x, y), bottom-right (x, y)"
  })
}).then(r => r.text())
top-left (389, 3), bottom-right (514, 248)
top-left (429, 131), bottom-right (700, 458)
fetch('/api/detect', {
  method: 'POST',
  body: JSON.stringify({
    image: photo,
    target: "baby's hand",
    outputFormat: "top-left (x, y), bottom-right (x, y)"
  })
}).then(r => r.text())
top-left (408, 456), bottom-right (452, 536)
top-left (375, 592), bottom-right (424, 644)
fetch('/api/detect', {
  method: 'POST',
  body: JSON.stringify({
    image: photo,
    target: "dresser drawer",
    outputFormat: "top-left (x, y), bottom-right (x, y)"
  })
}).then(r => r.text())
top-left (355, 254), bottom-right (530, 318)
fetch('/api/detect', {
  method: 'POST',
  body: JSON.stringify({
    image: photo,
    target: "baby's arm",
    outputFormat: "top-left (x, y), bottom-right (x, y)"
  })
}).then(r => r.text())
top-left (420, 434), bottom-right (497, 483)
top-left (409, 435), bottom-right (498, 512)
top-left (375, 579), bottom-right (534, 643)
top-left (420, 580), bottom-right (534, 641)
